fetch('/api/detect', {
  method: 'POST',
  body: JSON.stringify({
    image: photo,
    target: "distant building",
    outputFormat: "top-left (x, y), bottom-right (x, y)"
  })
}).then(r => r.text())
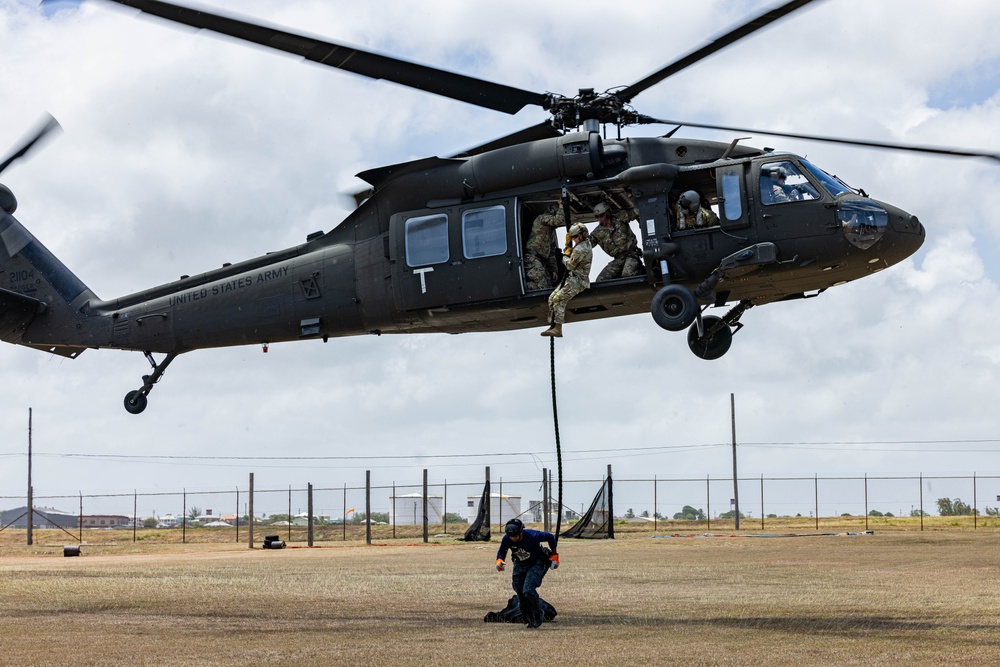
top-left (0, 506), bottom-right (77, 529)
top-left (80, 515), bottom-right (131, 529)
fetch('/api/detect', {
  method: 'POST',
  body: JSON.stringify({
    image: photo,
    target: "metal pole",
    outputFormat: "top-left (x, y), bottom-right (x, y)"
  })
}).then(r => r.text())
top-left (731, 394), bottom-right (740, 531)
top-left (974, 472), bottom-right (978, 530)
top-left (444, 479), bottom-right (448, 535)
top-left (760, 475), bottom-right (764, 531)
top-left (542, 468), bottom-right (549, 532)
top-left (919, 473), bottom-right (924, 531)
top-left (706, 475), bottom-right (711, 531)
top-left (814, 474), bottom-right (819, 530)
top-left (79, 492), bottom-right (83, 543)
top-left (653, 475), bottom-right (658, 533)
top-left (307, 483), bottom-right (314, 547)
top-left (27, 408), bottom-right (32, 546)
top-left (133, 490), bottom-right (138, 542)
top-left (498, 478), bottom-right (503, 527)
top-left (392, 481), bottom-right (396, 539)
top-left (182, 489), bottom-right (187, 544)
top-left (235, 487), bottom-right (239, 543)
top-left (342, 483), bottom-right (347, 542)
top-left (287, 485), bottom-right (292, 544)
top-left (485, 467), bottom-right (491, 538)
top-left (607, 464), bottom-right (614, 539)
top-left (365, 470), bottom-right (371, 545)
top-left (422, 469), bottom-right (429, 543)
top-left (248, 473), bottom-right (254, 549)
top-left (864, 474), bottom-right (869, 532)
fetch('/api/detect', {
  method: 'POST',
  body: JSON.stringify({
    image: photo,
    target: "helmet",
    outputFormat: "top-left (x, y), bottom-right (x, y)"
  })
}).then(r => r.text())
top-left (504, 518), bottom-right (524, 537)
top-left (593, 201), bottom-right (611, 217)
top-left (765, 166), bottom-right (788, 180)
top-left (679, 190), bottom-right (701, 212)
top-left (568, 223), bottom-right (588, 238)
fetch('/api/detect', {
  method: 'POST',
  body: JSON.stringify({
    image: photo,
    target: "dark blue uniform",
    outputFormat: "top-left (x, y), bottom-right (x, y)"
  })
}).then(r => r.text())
top-left (496, 529), bottom-right (557, 626)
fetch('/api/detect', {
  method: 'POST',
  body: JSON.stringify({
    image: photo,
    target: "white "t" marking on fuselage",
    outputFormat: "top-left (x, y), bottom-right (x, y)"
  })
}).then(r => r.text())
top-left (413, 267), bottom-right (434, 294)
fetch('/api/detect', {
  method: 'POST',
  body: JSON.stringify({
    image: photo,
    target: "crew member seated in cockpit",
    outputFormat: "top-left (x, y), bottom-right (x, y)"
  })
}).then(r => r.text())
top-left (674, 190), bottom-right (719, 231)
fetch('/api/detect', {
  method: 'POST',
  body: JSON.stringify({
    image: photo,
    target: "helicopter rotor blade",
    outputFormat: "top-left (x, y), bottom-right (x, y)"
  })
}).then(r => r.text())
top-left (103, 0), bottom-right (549, 115)
top-left (637, 116), bottom-right (1000, 162)
top-left (617, 0), bottom-right (820, 104)
top-left (0, 113), bottom-right (63, 177)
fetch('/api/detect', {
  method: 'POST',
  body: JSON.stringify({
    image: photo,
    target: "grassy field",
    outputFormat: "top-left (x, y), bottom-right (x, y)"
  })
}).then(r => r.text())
top-left (0, 526), bottom-right (997, 666)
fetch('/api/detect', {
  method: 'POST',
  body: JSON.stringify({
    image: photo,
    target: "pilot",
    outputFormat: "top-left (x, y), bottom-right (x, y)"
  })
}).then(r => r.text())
top-left (495, 518), bottom-right (559, 629)
top-left (674, 190), bottom-right (720, 230)
top-left (764, 167), bottom-right (791, 203)
top-left (589, 201), bottom-right (642, 281)
top-left (524, 202), bottom-right (565, 291)
top-left (541, 222), bottom-right (592, 338)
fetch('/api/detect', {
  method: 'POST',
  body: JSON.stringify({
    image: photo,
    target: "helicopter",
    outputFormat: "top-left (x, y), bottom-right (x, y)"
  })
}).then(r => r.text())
top-left (1, 0), bottom-right (997, 415)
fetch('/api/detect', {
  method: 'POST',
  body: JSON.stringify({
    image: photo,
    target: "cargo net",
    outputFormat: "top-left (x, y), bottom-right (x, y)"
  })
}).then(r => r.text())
top-left (463, 481), bottom-right (491, 542)
top-left (560, 475), bottom-right (613, 539)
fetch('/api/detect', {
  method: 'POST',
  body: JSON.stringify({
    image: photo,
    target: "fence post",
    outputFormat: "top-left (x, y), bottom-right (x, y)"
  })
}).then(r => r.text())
top-left (814, 474), bottom-right (819, 530)
top-left (973, 473), bottom-right (978, 530)
top-left (133, 490), bottom-right (138, 542)
top-left (342, 483), bottom-right (347, 542)
top-left (706, 475), bottom-right (711, 531)
top-left (365, 470), bottom-right (371, 545)
top-left (864, 474), bottom-right (869, 532)
top-left (542, 468), bottom-right (549, 532)
top-left (287, 485), bottom-right (292, 544)
top-left (919, 473), bottom-right (924, 531)
top-left (182, 489), bottom-right (187, 544)
top-left (235, 487), bottom-right (239, 544)
top-left (607, 464), bottom-right (614, 539)
top-left (485, 467), bottom-right (491, 538)
top-left (248, 473), bottom-right (254, 549)
top-left (653, 475), bottom-right (657, 533)
top-left (760, 475), bottom-right (764, 531)
top-left (308, 483), bottom-right (314, 547)
top-left (392, 481), bottom-right (396, 539)
top-left (422, 469), bottom-right (429, 544)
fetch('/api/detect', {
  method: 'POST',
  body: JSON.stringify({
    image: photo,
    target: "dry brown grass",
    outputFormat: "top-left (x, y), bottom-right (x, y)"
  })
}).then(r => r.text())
top-left (0, 530), bottom-right (997, 666)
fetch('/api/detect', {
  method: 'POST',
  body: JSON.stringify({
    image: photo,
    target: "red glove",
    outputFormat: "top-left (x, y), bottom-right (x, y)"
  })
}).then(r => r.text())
top-left (549, 553), bottom-right (560, 570)
top-left (496, 558), bottom-right (505, 572)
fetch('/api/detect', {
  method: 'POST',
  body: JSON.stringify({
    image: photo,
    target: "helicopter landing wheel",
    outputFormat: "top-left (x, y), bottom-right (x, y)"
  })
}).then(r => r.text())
top-left (651, 284), bottom-right (697, 332)
top-left (687, 315), bottom-right (733, 360)
top-left (124, 390), bottom-right (148, 415)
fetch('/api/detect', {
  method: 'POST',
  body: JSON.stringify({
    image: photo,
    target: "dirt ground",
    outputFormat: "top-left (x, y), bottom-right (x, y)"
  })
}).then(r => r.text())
top-left (0, 531), bottom-right (997, 666)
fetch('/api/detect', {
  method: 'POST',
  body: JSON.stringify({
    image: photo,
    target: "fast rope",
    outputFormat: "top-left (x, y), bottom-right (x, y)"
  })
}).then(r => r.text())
top-left (549, 335), bottom-right (563, 549)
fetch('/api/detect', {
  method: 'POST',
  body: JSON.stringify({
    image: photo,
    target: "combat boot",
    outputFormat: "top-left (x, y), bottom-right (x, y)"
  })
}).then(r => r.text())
top-left (540, 323), bottom-right (563, 337)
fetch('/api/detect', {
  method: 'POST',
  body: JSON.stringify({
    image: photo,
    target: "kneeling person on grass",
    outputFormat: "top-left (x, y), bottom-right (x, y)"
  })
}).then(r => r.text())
top-left (495, 518), bottom-right (559, 628)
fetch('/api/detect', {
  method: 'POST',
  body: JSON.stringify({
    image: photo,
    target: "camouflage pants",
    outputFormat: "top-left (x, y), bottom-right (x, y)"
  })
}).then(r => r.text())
top-left (525, 252), bottom-right (559, 291)
top-left (547, 275), bottom-right (589, 325)
top-left (596, 254), bottom-right (641, 282)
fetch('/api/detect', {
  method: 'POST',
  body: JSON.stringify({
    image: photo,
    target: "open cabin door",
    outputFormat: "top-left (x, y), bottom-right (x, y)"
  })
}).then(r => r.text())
top-left (390, 200), bottom-right (522, 311)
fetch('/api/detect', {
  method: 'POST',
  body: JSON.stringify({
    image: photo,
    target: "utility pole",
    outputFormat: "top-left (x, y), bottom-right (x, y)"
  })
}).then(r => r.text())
top-left (731, 394), bottom-right (740, 530)
top-left (27, 408), bottom-right (33, 546)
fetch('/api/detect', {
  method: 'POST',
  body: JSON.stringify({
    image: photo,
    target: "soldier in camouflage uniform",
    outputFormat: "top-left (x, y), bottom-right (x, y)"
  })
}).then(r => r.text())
top-left (541, 223), bottom-right (592, 338)
top-left (524, 202), bottom-right (565, 291)
top-left (589, 201), bottom-right (642, 281)
top-left (674, 190), bottom-right (720, 230)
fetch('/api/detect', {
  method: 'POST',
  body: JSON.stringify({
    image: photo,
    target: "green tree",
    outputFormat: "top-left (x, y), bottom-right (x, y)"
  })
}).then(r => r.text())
top-left (640, 510), bottom-right (650, 518)
top-left (624, 508), bottom-right (635, 519)
top-left (672, 505), bottom-right (706, 521)
top-left (868, 510), bottom-right (884, 517)
top-left (937, 497), bottom-right (975, 516)
top-left (443, 512), bottom-right (466, 524)
top-left (142, 517), bottom-right (158, 528)
top-left (716, 510), bottom-right (745, 520)
top-left (187, 506), bottom-right (202, 521)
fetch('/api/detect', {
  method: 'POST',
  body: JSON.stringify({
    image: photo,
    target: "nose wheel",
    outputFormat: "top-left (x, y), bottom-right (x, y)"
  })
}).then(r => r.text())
top-left (123, 351), bottom-right (179, 414)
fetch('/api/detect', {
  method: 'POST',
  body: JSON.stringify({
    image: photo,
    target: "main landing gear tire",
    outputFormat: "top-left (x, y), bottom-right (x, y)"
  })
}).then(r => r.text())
top-left (124, 390), bottom-right (148, 415)
top-left (687, 315), bottom-right (733, 360)
top-left (651, 285), bottom-right (697, 332)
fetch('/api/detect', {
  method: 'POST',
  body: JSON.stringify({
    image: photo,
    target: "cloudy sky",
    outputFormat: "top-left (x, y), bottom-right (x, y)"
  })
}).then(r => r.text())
top-left (1, 0), bottom-right (999, 522)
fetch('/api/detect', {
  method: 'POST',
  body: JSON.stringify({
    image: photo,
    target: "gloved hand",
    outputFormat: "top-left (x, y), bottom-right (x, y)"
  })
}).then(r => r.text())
top-left (549, 553), bottom-right (560, 570)
top-left (496, 558), bottom-right (505, 572)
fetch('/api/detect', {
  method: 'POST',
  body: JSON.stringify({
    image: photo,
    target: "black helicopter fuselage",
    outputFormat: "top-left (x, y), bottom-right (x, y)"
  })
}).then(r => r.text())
top-left (0, 131), bottom-right (923, 362)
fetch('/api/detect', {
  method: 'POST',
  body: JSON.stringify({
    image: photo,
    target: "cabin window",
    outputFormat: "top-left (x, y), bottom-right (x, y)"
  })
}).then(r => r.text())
top-left (759, 161), bottom-right (820, 205)
top-left (404, 214), bottom-right (449, 267)
top-left (462, 205), bottom-right (507, 259)
top-left (721, 171), bottom-right (743, 221)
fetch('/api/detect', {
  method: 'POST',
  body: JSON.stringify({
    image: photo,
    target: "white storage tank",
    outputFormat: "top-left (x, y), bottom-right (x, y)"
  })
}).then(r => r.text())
top-left (390, 493), bottom-right (444, 525)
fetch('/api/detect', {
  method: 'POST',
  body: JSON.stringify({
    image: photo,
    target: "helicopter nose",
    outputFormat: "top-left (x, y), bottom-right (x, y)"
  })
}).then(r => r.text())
top-left (883, 203), bottom-right (925, 263)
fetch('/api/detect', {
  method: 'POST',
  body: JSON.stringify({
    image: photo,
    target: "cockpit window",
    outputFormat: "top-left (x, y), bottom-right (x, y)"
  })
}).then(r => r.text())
top-left (760, 160), bottom-right (821, 205)
top-left (800, 158), bottom-right (853, 197)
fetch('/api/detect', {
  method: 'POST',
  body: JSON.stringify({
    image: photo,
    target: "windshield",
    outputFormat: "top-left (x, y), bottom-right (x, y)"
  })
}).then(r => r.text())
top-left (800, 158), bottom-right (854, 197)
